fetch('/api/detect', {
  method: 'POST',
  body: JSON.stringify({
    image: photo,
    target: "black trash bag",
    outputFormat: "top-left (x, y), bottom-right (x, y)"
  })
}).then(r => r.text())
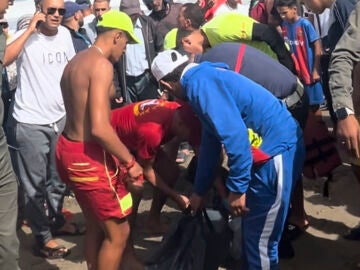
top-left (202, 209), bottom-right (233, 270)
top-left (145, 210), bottom-right (232, 270)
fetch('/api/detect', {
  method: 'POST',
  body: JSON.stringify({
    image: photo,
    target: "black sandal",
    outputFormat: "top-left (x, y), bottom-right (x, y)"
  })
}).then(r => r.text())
top-left (52, 222), bottom-right (86, 237)
top-left (38, 245), bottom-right (71, 259)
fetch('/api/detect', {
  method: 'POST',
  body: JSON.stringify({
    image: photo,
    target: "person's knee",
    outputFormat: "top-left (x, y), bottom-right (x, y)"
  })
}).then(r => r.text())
top-left (103, 218), bottom-right (130, 247)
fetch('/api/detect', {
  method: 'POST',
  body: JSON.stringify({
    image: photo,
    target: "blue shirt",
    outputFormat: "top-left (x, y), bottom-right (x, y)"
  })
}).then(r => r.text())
top-left (180, 62), bottom-right (301, 195)
top-left (196, 42), bottom-right (298, 99)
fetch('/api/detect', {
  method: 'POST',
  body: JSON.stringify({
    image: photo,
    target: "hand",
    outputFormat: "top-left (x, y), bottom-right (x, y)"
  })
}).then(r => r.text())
top-left (125, 162), bottom-right (144, 194)
top-left (228, 192), bottom-right (249, 216)
top-left (127, 161), bottom-right (143, 182)
top-left (204, 0), bottom-right (215, 10)
top-left (337, 115), bottom-right (360, 158)
top-left (311, 70), bottom-right (321, 83)
top-left (29, 11), bottom-right (46, 32)
top-left (160, 91), bottom-right (169, 100)
top-left (175, 194), bottom-right (190, 211)
top-left (189, 193), bottom-right (203, 215)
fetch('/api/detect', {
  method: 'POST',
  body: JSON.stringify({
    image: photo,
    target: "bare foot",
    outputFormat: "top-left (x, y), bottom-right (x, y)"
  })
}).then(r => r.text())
top-left (44, 239), bottom-right (62, 249)
top-left (38, 239), bottom-right (71, 259)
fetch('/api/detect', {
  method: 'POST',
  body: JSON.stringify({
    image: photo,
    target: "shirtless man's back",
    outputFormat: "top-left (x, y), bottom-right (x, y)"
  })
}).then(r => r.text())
top-left (56, 10), bottom-right (144, 270)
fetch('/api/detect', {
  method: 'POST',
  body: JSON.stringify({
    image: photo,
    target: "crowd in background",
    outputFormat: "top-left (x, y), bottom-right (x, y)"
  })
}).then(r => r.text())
top-left (0, 0), bottom-right (359, 269)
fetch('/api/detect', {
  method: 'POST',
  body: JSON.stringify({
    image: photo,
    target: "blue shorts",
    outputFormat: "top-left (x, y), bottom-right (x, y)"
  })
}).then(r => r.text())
top-left (305, 81), bottom-right (324, 106)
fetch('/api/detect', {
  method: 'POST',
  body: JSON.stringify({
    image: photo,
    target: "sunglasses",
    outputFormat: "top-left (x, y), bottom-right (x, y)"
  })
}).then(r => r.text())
top-left (94, 8), bottom-right (107, 12)
top-left (46, 7), bottom-right (66, 16)
top-left (0, 22), bottom-right (8, 28)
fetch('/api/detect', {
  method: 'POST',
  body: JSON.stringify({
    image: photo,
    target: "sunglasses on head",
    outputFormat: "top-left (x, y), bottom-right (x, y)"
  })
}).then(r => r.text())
top-left (95, 8), bottom-right (107, 12)
top-left (0, 22), bottom-right (8, 28)
top-left (46, 7), bottom-right (66, 16)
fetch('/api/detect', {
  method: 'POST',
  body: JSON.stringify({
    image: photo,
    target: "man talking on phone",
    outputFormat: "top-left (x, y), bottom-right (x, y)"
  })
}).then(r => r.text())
top-left (3, 0), bottom-right (79, 259)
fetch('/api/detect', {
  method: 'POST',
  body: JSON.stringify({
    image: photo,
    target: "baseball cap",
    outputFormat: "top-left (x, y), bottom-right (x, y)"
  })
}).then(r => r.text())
top-left (151, 50), bottom-right (189, 81)
top-left (64, 1), bottom-right (88, 19)
top-left (120, 0), bottom-right (141, 16)
top-left (97, 10), bottom-right (140, 44)
top-left (76, 0), bottom-right (91, 6)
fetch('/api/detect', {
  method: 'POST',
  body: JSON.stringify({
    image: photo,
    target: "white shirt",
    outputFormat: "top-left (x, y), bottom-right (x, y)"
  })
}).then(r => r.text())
top-left (83, 14), bottom-right (96, 44)
top-left (214, 1), bottom-right (251, 17)
top-left (125, 19), bottom-right (148, 77)
top-left (12, 26), bottom-right (76, 124)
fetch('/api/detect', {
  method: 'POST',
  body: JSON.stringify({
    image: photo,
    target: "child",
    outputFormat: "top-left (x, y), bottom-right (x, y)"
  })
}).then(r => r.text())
top-left (276, 0), bottom-right (324, 109)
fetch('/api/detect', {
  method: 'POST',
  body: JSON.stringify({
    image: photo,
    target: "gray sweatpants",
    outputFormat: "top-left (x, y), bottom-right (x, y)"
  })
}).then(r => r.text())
top-left (7, 116), bottom-right (66, 246)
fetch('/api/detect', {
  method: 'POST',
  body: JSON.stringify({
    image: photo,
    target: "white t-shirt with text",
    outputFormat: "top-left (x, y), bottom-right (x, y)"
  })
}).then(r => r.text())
top-left (12, 26), bottom-right (75, 125)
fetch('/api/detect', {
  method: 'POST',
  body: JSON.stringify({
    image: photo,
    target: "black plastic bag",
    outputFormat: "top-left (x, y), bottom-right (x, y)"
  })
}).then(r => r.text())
top-left (145, 210), bottom-right (232, 270)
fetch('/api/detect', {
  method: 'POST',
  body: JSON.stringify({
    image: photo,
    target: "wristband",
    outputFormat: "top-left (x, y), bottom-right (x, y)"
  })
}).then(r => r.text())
top-left (123, 156), bottom-right (136, 170)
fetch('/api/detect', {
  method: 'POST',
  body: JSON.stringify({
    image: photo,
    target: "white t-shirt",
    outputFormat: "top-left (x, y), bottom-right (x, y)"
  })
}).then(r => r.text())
top-left (12, 26), bottom-right (75, 125)
top-left (83, 14), bottom-right (96, 44)
top-left (125, 19), bottom-right (148, 77)
top-left (214, 1), bottom-right (251, 17)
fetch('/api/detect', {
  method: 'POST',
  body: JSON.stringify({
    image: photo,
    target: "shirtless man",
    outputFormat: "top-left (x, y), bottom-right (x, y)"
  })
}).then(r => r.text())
top-left (56, 10), bottom-right (143, 270)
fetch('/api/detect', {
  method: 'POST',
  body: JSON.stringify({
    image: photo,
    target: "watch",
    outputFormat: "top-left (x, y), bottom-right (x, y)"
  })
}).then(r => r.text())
top-left (335, 107), bottom-right (354, 120)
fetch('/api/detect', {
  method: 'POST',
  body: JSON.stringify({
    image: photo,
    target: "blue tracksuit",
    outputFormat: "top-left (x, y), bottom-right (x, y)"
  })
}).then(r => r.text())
top-left (180, 62), bottom-right (305, 269)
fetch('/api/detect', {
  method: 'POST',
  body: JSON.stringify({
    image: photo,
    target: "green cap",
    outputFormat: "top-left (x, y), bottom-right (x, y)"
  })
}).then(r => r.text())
top-left (97, 10), bottom-right (140, 44)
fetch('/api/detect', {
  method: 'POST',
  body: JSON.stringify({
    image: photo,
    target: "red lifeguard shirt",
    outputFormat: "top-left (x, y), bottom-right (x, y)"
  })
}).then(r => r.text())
top-left (111, 99), bottom-right (181, 160)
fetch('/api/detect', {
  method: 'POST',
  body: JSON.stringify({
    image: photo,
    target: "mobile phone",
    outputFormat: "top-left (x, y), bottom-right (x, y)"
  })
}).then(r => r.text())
top-left (35, 7), bottom-right (43, 28)
top-left (36, 20), bottom-right (43, 28)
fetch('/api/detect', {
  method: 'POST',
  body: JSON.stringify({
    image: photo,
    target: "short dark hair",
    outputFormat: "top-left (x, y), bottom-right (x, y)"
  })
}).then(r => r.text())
top-left (182, 3), bottom-right (205, 29)
top-left (275, 0), bottom-right (297, 8)
top-left (96, 26), bottom-right (126, 36)
top-left (175, 28), bottom-right (193, 49)
top-left (162, 61), bottom-right (189, 83)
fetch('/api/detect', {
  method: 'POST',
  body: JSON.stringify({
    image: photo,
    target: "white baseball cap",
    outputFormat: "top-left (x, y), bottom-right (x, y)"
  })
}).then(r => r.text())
top-left (151, 50), bottom-right (189, 81)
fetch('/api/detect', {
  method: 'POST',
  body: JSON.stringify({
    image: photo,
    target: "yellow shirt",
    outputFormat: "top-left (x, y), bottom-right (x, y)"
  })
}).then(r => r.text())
top-left (201, 13), bottom-right (277, 59)
top-left (164, 28), bottom-right (178, 50)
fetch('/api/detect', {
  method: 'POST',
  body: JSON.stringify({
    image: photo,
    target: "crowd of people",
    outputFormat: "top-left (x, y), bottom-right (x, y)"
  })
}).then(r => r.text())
top-left (0, 0), bottom-right (359, 269)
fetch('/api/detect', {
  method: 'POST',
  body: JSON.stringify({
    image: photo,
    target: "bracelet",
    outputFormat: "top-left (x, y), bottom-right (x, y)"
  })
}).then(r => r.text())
top-left (123, 156), bottom-right (136, 170)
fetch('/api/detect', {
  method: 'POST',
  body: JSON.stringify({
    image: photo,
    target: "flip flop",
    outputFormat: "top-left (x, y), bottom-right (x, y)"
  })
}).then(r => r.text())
top-left (52, 222), bottom-right (86, 237)
top-left (284, 223), bottom-right (309, 241)
top-left (38, 244), bottom-right (71, 259)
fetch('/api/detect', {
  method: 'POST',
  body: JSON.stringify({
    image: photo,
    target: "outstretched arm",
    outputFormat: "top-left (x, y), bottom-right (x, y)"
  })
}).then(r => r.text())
top-left (138, 157), bottom-right (189, 210)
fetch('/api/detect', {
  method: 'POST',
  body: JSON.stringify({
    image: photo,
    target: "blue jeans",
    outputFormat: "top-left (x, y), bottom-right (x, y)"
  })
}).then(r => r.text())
top-left (7, 116), bottom-right (66, 246)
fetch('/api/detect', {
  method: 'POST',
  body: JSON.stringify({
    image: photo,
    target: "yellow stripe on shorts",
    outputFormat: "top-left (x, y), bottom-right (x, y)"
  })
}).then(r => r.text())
top-left (69, 176), bottom-right (99, 182)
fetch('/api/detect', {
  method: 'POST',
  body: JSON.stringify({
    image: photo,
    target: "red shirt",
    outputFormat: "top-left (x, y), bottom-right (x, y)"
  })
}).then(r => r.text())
top-left (111, 99), bottom-right (181, 160)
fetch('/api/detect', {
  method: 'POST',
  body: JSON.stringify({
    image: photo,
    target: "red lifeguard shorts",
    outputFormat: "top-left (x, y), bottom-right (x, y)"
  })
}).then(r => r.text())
top-left (56, 135), bottom-right (132, 221)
